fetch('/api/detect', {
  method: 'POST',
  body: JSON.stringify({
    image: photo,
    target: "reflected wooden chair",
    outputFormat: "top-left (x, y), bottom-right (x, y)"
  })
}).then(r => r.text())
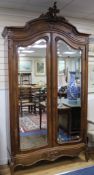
top-left (19, 86), bottom-right (36, 116)
top-left (31, 88), bottom-right (47, 129)
top-left (31, 87), bottom-right (47, 114)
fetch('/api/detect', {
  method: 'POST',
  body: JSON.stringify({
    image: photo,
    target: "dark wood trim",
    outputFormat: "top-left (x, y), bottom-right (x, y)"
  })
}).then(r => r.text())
top-left (88, 147), bottom-right (94, 153)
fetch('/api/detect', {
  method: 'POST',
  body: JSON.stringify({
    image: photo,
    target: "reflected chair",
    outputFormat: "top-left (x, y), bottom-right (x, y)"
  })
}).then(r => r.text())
top-left (31, 88), bottom-right (47, 129)
top-left (19, 86), bottom-right (36, 116)
top-left (31, 87), bottom-right (47, 114)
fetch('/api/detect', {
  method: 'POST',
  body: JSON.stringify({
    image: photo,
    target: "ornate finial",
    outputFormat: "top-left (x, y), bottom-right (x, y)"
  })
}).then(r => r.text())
top-left (53, 2), bottom-right (60, 17)
top-left (48, 2), bottom-right (60, 17)
top-left (39, 1), bottom-right (68, 23)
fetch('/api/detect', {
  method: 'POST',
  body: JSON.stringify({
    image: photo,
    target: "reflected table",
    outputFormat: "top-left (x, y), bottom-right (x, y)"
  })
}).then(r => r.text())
top-left (39, 99), bottom-right (81, 136)
top-left (61, 98), bottom-right (81, 135)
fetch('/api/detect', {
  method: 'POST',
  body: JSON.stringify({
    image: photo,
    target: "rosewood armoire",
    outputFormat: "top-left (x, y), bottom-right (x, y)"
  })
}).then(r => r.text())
top-left (2, 2), bottom-right (89, 174)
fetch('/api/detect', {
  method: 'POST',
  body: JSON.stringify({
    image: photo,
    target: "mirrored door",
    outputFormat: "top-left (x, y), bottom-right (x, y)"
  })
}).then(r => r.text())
top-left (56, 40), bottom-right (81, 144)
top-left (18, 39), bottom-right (48, 150)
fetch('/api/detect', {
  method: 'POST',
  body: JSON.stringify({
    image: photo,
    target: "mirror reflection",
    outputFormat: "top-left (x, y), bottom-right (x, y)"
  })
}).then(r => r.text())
top-left (18, 39), bottom-right (48, 150)
top-left (57, 40), bottom-right (81, 144)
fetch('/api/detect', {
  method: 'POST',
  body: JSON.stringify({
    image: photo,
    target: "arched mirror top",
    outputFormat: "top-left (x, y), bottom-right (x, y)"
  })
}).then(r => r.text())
top-left (55, 35), bottom-right (84, 52)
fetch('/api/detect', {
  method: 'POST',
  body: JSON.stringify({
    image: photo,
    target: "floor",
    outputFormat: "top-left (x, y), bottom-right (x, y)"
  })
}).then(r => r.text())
top-left (1, 153), bottom-right (94, 175)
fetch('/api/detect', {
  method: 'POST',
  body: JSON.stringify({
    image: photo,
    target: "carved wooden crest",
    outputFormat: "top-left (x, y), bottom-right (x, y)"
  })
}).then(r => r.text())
top-left (39, 2), bottom-right (68, 23)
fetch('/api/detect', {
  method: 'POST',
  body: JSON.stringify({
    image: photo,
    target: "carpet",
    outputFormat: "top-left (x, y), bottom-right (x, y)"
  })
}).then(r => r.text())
top-left (20, 113), bottom-right (47, 132)
top-left (55, 166), bottom-right (94, 175)
top-left (19, 113), bottom-right (47, 150)
top-left (20, 130), bottom-right (47, 150)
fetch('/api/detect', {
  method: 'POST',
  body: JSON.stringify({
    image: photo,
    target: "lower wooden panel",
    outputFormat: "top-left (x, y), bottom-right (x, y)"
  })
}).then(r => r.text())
top-left (10, 143), bottom-right (86, 167)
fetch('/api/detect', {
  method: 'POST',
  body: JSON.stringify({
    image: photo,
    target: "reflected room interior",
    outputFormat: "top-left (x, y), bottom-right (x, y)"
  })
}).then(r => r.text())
top-left (57, 40), bottom-right (81, 144)
top-left (18, 39), bottom-right (81, 150)
top-left (18, 39), bottom-right (47, 150)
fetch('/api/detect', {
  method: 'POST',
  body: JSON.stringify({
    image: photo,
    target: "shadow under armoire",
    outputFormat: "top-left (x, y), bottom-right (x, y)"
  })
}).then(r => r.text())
top-left (2, 2), bottom-right (89, 174)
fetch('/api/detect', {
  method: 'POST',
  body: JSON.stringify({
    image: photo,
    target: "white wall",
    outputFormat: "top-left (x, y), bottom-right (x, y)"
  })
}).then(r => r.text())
top-left (0, 8), bottom-right (94, 165)
top-left (0, 8), bottom-right (38, 165)
top-left (88, 94), bottom-right (94, 122)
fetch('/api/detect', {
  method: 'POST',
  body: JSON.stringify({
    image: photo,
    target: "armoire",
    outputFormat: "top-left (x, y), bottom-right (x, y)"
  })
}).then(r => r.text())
top-left (2, 2), bottom-right (89, 174)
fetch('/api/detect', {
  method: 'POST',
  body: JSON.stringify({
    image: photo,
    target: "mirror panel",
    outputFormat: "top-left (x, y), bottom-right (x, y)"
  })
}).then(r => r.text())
top-left (18, 39), bottom-right (48, 150)
top-left (57, 40), bottom-right (81, 144)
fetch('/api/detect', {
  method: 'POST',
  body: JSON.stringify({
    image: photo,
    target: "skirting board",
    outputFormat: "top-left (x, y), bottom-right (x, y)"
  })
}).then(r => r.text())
top-left (0, 165), bottom-right (10, 175)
